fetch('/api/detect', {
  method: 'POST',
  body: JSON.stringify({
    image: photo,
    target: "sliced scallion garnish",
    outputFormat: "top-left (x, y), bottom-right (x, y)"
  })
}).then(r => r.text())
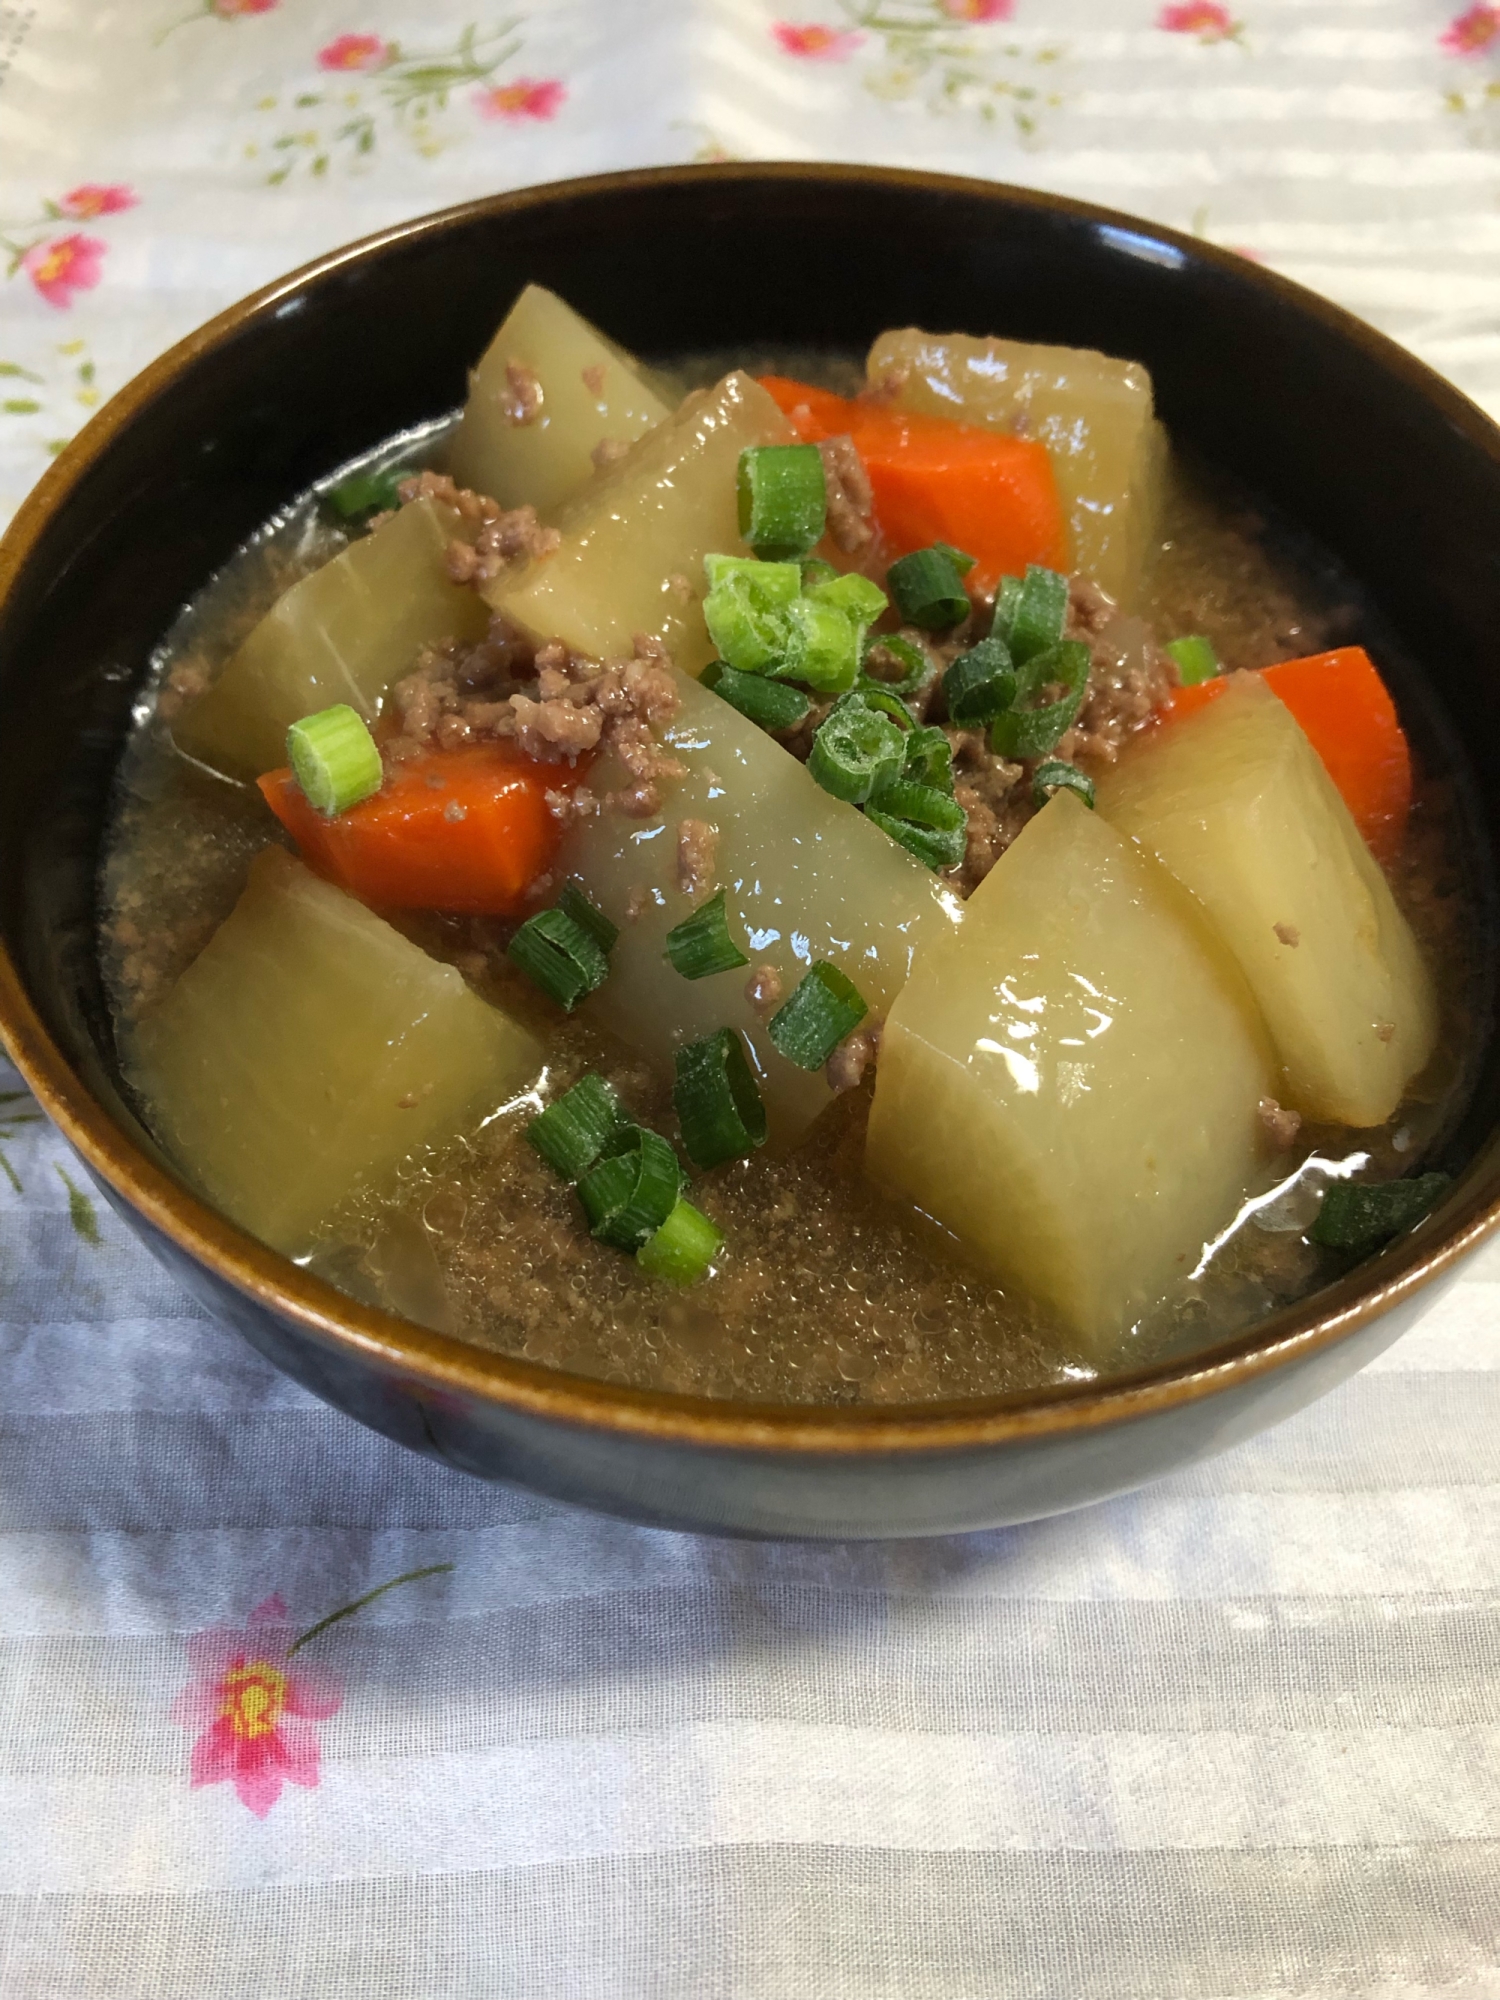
top-left (506, 906), bottom-right (611, 1012)
top-left (1007, 565), bottom-right (1070, 665)
top-left (286, 703), bottom-right (384, 818)
top-left (703, 662), bottom-right (811, 732)
top-left (578, 1125), bottom-right (685, 1251)
top-left (988, 638), bottom-right (1091, 760)
top-left (526, 1073), bottom-right (629, 1182)
top-left (866, 779), bottom-right (967, 871)
top-left (776, 595), bottom-right (860, 693)
top-left (992, 573), bottom-right (1024, 640)
top-left (1032, 760), bottom-right (1096, 810)
top-left (800, 557), bottom-right (839, 590)
top-left (901, 724), bottom-right (955, 795)
top-left (557, 880), bottom-right (618, 954)
top-left (703, 574), bottom-right (789, 676)
top-left (637, 1196), bottom-right (723, 1284)
top-left (737, 443), bottom-right (828, 561)
top-left (1310, 1173), bottom-right (1451, 1254)
top-left (326, 467), bottom-right (404, 522)
top-left (664, 890), bottom-right (750, 981)
top-left (807, 696), bottom-right (907, 804)
top-left (806, 569), bottom-right (888, 630)
top-left (932, 540), bottom-right (976, 577)
top-left (860, 634), bottom-right (933, 698)
top-left (673, 1027), bottom-right (768, 1168)
top-left (768, 962), bottom-right (869, 1071)
top-left (886, 546), bottom-right (971, 631)
top-left (1165, 634), bottom-right (1220, 686)
top-left (851, 683), bottom-right (916, 732)
top-left (943, 635), bottom-right (1016, 727)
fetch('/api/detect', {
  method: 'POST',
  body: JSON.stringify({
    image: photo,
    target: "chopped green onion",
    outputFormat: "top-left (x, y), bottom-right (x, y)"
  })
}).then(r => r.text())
top-left (860, 634), bottom-right (932, 697)
top-left (1032, 760), bottom-right (1096, 810)
top-left (1007, 565), bottom-right (1071, 665)
top-left (578, 1125), bottom-right (685, 1250)
top-left (992, 573), bottom-right (1024, 640)
top-left (703, 575), bottom-right (789, 676)
top-left (768, 962), bottom-right (868, 1071)
top-left (776, 595), bottom-right (860, 693)
top-left (800, 557), bottom-right (839, 590)
top-left (286, 704), bottom-right (383, 818)
top-left (506, 906), bottom-right (611, 1011)
top-left (664, 890), bottom-right (750, 981)
top-left (1310, 1173), bottom-right (1451, 1254)
top-left (933, 540), bottom-right (976, 577)
top-left (943, 635), bottom-right (1016, 727)
top-left (807, 570), bottom-right (888, 629)
top-left (703, 554), bottom-right (803, 601)
top-left (1165, 634), bottom-right (1220, 686)
top-left (901, 724), bottom-right (955, 795)
top-left (526, 1073), bottom-right (629, 1182)
top-left (703, 661), bottom-right (810, 731)
top-left (326, 467), bottom-right (404, 521)
top-left (988, 638), bottom-right (1091, 760)
top-left (850, 683), bottom-right (916, 731)
top-left (673, 1027), bottom-right (768, 1168)
top-left (557, 880), bottom-right (618, 954)
top-left (807, 696), bottom-right (907, 804)
top-left (887, 546), bottom-right (971, 631)
top-left (637, 1197), bottom-right (723, 1284)
top-left (737, 444), bottom-right (828, 561)
top-left (866, 780), bottom-right (967, 871)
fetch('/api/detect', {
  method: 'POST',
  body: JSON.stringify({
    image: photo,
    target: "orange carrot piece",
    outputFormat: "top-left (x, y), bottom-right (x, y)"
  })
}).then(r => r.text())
top-left (259, 743), bottom-right (579, 915)
top-left (1167, 647), bottom-right (1412, 861)
top-left (758, 374), bottom-right (1068, 593)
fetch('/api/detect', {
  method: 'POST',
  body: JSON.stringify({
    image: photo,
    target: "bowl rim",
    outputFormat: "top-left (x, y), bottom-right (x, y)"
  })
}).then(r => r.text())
top-left (2, 159), bottom-right (1498, 1456)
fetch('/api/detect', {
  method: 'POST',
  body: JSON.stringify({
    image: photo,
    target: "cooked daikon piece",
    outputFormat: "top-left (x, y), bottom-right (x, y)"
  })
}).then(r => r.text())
top-left (447, 283), bottom-right (672, 514)
top-left (130, 848), bottom-right (541, 1256)
top-left (866, 793), bottom-right (1274, 1354)
top-left (561, 666), bottom-right (963, 1140)
top-left (173, 496), bottom-right (487, 782)
top-left (867, 328), bottom-right (1164, 607)
top-left (1095, 673), bottom-right (1438, 1126)
top-left (485, 371), bottom-right (793, 675)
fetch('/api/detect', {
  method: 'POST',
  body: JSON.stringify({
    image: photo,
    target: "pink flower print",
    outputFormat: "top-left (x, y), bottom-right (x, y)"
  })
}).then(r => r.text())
top-left (172, 1593), bottom-right (342, 1819)
top-left (1157, 2), bottom-right (1242, 40)
top-left (58, 184), bottom-right (137, 220)
top-left (475, 77), bottom-right (566, 122)
top-left (771, 22), bottom-right (864, 59)
top-left (1441, 6), bottom-right (1500, 54)
top-left (941, 0), bottom-right (1015, 19)
top-left (211, 0), bottom-right (278, 13)
top-left (21, 235), bottom-right (106, 309)
top-left (318, 32), bottom-right (393, 72)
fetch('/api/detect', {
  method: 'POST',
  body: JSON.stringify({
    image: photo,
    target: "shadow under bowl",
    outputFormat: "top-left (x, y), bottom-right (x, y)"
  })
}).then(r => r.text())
top-left (2, 166), bottom-right (1498, 1539)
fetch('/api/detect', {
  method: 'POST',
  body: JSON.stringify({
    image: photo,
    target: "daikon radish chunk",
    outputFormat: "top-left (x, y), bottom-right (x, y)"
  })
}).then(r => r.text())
top-left (867, 793), bottom-right (1275, 1355)
top-left (485, 372), bottom-right (793, 676)
top-left (560, 666), bottom-right (963, 1140)
top-left (1095, 673), bottom-right (1438, 1126)
top-left (173, 497), bottom-right (487, 783)
top-left (867, 328), bottom-right (1164, 607)
top-left (130, 849), bottom-right (541, 1256)
top-left (447, 283), bottom-right (672, 514)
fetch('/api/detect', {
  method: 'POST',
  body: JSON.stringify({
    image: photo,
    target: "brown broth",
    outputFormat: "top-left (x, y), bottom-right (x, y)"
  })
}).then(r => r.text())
top-left (99, 401), bottom-right (1482, 1407)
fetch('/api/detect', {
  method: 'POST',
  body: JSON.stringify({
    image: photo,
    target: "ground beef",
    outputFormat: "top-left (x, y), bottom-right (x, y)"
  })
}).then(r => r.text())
top-left (1274, 922), bottom-right (1301, 947)
top-left (677, 818), bottom-right (719, 903)
top-left (1258, 1098), bottom-right (1303, 1148)
top-left (1053, 578), bottom-right (1177, 769)
top-left (826, 1022), bottom-right (882, 1095)
top-left (581, 363), bottom-right (606, 397)
top-left (500, 361), bottom-right (544, 426)
top-left (396, 468), bottom-right (559, 587)
top-left (818, 435), bottom-right (876, 556)
top-left (745, 964), bottom-right (784, 1020)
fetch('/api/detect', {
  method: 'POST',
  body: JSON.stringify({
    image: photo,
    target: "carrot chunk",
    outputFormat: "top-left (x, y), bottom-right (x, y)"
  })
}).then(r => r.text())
top-left (1166, 647), bottom-right (1411, 861)
top-left (258, 743), bottom-right (578, 914)
top-left (758, 374), bottom-right (1068, 593)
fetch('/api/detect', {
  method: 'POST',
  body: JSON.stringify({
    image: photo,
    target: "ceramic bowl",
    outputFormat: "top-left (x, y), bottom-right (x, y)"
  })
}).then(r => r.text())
top-left (2, 166), bottom-right (1497, 1538)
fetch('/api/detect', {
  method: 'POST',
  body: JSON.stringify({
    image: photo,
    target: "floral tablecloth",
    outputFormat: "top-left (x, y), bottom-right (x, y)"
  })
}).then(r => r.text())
top-left (3, 3), bottom-right (1500, 1995)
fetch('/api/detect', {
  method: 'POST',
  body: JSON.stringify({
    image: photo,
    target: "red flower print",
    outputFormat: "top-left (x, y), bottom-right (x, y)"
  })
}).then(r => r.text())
top-left (21, 235), bottom-right (105, 310)
top-left (318, 32), bottom-right (393, 72)
top-left (211, 0), bottom-right (278, 13)
top-left (1157, 1), bottom-right (1242, 39)
top-left (475, 76), bottom-right (566, 121)
top-left (172, 1594), bottom-right (342, 1819)
top-left (772, 22), bottom-right (864, 59)
top-left (941, 0), bottom-right (1015, 19)
top-left (58, 184), bottom-right (136, 220)
top-left (1441, 6), bottom-right (1500, 54)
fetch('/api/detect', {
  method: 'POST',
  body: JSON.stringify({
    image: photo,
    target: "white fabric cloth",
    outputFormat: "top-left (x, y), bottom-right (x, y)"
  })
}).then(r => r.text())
top-left (2, 2), bottom-right (1499, 1992)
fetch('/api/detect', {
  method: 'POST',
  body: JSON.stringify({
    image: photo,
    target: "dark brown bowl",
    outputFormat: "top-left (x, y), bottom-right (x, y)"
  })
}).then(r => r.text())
top-left (2, 166), bottom-right (1498, 1538)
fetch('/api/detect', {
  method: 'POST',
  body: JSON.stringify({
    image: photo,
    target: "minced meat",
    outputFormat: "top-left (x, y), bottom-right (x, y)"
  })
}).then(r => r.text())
top-left (396, 469), bottom-right (559, 586)
top-left (818, 436), bottom-right (876, 556)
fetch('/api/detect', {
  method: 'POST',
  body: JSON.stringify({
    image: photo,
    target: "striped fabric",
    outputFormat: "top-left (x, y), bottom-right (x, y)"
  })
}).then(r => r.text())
top-left (3, 3), bottom-right (1500, 1992)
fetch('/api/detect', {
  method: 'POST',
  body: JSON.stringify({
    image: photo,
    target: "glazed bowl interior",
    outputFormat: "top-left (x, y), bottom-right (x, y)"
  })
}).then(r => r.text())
top-left (3, 166), bottom-right (1500, 1528)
